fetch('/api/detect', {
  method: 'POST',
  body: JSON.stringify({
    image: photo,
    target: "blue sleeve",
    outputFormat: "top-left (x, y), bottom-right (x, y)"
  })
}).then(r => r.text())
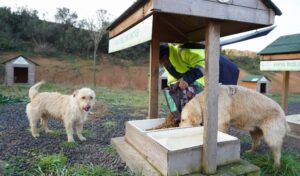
top-left (182, 66), bottom-right (204, 85)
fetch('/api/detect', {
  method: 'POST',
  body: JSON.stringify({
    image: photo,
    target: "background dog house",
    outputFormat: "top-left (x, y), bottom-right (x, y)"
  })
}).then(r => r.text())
top-left (1, 55), bottom-right (38, 85)
top-left (107, 0), bottom-right (281, 174)
top-left (258, 33), bottom-right (300, 113)
top-left (240, 74), bottom-right (270, 94)
top-left (159, 69), bottom-right (168, 90)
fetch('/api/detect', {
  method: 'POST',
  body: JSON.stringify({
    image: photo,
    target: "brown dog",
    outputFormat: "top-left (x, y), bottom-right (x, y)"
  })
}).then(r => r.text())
top-left (180, 85), bottom-right (289, 167)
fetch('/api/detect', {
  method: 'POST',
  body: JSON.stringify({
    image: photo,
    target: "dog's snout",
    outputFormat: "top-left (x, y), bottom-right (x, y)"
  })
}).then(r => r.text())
top-left (200, 122), bottom-right (203, 126)
top-left (83, 105), bottom-right (91, 112)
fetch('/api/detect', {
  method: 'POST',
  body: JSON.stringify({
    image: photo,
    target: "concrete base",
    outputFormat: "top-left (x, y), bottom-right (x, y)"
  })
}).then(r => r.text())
top-left (112, 137), bottom-right (260, 176)
top-left (286, 114), bottom-right (300, 139)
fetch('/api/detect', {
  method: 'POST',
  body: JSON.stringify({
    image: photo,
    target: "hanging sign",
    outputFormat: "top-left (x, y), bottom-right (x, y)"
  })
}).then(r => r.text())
top-left (109, 15), bottom-right (153, 53)
top-left (260, 60), bottom-right (300, 71)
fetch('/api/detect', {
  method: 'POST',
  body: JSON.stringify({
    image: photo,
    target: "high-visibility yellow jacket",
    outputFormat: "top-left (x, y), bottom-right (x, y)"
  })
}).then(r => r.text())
top-left (164, 43), bottom-right (205, 86)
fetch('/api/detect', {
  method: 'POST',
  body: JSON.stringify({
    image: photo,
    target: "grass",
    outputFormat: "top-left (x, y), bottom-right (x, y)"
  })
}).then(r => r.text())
top-left (242, 152), bottom-right (300, 176)
top-left (103, 120), bottom-right (117, 130)
top-left (101, 145), bottom-right (117, 155)
top-left (268, 93), bottom-right (300, 104)
top-left (4, 153), bottom-right (130, 176)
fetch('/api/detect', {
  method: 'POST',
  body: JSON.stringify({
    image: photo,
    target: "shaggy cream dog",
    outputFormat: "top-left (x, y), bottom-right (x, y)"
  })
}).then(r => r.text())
top-left (26, 81), bottom-right (96, 142)
top-left (180, 85), bottom-right (289, 167)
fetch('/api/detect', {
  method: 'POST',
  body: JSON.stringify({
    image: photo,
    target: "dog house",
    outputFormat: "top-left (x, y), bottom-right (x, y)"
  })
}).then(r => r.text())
top-left (1, 55), bottom-right (39, 85)
top-left (258, 33), bottom-right (300, 112)
top-left (159, 69), bottom-right (168, 90)
top-left (107, 0), bottom-right (281, 174)
top-left (240, 74), bottom-right (270, 94)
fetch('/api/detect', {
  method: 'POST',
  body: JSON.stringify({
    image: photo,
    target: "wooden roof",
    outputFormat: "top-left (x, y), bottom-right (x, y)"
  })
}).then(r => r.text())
top-left (259, 33), bottom-right (300, 55)
top-left (107, 0), bottom-right (281, 45)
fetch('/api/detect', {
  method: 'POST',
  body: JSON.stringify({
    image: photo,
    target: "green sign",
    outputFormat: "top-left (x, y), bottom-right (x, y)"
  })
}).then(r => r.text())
top-left (260, 60), bottom-right (300, 71)
top-left (109, 15), bottom-right (153, 53)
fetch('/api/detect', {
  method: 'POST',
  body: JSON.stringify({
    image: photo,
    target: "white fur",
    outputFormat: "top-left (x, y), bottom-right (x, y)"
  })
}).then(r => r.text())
top-left (26, 81), bottom-right (96, 142)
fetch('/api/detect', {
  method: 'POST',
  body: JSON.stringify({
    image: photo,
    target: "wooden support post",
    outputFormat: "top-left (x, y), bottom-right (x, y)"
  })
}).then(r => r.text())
top-left (282, 71), bottom-right (289, 113)
top-left (148, 22), bottom-right (159, 119)
top-left (202, 21), bottom-right (220, 174)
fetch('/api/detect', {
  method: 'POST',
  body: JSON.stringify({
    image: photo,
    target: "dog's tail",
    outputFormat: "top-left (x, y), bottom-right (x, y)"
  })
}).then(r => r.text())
top-left (28, 80), bottom-right (45, 100)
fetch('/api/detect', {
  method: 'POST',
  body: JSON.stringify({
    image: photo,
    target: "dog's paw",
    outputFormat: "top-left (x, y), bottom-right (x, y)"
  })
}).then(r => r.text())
top-left (32, 133), bottom-right (40, 138)
top-left (45, 129), bottom-right (54, 133)
top-left (78, 136), bottom-right (87, 141)
top-left (67, 138), bottom-right (75, 143)
top-left (245, 149), bottom-right (255, 153)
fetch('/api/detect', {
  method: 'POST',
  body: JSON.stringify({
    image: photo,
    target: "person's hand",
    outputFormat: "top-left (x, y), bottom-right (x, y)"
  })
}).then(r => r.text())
top-left (179, 79), bottom-right (188, 90)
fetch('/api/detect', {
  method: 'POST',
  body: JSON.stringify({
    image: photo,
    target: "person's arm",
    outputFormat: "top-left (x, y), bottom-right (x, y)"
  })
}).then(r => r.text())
top-left (182, 66), bottom-right (204, 85)
top-left (181, 49), bottom-right (205, 85)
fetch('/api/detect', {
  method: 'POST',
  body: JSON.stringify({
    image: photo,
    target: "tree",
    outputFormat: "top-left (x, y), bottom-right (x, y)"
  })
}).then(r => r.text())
top-left (87, 9), bottom-right (110, 87)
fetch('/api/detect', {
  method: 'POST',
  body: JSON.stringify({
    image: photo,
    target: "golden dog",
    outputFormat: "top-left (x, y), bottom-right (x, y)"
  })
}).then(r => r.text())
top-left (180, 85), bottom-right (289, 167)
top-left (26, 81), bottom-right (96, 142)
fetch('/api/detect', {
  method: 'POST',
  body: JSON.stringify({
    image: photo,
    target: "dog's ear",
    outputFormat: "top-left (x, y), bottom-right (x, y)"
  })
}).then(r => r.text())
top-left (190, 112), bottom-right (199, 126)
top-left (73, 90), bottom-right (78, 97)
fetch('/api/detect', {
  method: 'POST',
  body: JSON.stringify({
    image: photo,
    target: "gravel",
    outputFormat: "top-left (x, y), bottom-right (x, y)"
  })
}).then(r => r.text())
top-left (0, 102), bottom-right (299, 174)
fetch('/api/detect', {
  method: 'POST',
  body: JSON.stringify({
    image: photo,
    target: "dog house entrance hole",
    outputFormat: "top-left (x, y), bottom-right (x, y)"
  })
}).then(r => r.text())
top-left (14, 67), bottom-right (28, 83)
top-left (260, 83), bottom-right (266, 93)
top-left (161, 79), bottom-right (168, 89)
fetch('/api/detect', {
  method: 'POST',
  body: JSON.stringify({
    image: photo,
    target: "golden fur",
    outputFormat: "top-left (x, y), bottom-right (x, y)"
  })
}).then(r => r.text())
top-left (26, 81), bottom-right (96, 142)
top-left (180, 85), bottom-right (289, 167)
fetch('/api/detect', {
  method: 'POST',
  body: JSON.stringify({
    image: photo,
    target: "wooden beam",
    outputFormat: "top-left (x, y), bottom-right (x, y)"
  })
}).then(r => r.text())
top-left (281, 71), bottom-right (289, 113)
top-left (260, 53), bottom-right (300, 61)
top-left (160, 16), bottom-right (189, 41)
top-left (202, 20), bottom-right (220, 174)
top-left (108, 1), bottom-right (153, 38)
top-left (148, 15), bottom-right (159, 119)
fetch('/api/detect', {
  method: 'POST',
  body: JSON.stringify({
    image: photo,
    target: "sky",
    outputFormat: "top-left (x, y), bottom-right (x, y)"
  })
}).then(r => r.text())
top-left (0, 0), bottom-right (299, 52)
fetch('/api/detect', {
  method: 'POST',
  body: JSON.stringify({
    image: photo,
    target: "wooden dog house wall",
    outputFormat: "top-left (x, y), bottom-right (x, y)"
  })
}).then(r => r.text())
top-left (107, 0), bottom-right (281, 174)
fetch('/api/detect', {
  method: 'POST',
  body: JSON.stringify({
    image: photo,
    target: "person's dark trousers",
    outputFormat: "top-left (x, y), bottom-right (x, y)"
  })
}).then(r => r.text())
top-left (219, 55), bottom-right (239, 85)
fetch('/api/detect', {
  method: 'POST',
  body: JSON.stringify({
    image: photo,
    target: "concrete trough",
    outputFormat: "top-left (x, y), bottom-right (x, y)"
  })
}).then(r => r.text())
top-left (286, 114), bottom-right (300, 138)
top-left (125, 119), bottom-right (240, 176)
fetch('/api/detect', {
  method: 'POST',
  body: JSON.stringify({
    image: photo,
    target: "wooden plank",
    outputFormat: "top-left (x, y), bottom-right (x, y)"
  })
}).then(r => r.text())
top-left (260, 53), bottom-right (300, 61)
top-left (154, 0), bottom-right (274, 25)
top-left (203, 20), bottom-right (220, 174)
top-left (109, 0), bottom-right (153, 38)
top-left (281, 71), bottom-right (289, 113)
top-left (148, 15), bottom-right (159, 119)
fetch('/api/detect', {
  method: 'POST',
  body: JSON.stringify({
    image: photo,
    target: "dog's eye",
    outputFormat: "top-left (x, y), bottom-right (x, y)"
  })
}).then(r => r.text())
top-left (90, 96), bottom-right (93, 100)
top-left (82, 96), bottom-right (86, 100)
top-left (181, 119), bottom-right (185, 122)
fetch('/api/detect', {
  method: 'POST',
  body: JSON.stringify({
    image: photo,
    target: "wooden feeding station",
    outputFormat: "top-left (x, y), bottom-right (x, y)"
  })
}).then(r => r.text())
top-left (107, 0), bottom-right (281, 175)
top-left (258, 33), bottom-right (300, 113)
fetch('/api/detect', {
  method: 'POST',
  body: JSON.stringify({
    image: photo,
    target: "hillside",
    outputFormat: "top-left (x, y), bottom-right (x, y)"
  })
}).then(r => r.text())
top-left (1, 51), bottom-right (300, 93)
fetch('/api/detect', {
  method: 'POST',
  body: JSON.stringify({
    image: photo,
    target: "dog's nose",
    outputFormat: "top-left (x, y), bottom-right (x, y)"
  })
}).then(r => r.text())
top-left (83, 105), bottom-right (91, 112)
top-left (200, 122), bottom-right (204, 126)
